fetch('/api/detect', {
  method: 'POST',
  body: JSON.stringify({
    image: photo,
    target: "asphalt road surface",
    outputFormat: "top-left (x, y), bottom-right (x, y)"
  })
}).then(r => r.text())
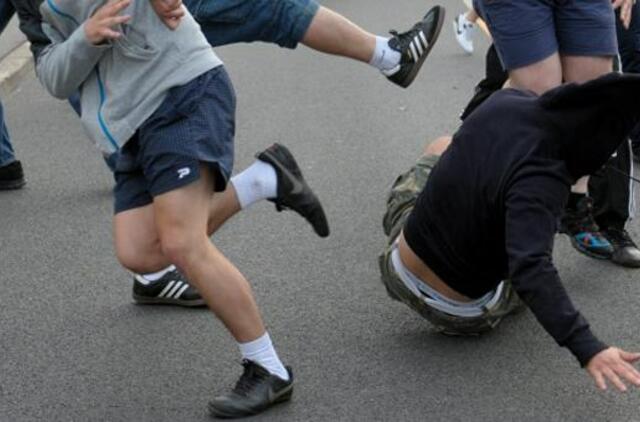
top-left (2, 1), bottom-right (640, 420)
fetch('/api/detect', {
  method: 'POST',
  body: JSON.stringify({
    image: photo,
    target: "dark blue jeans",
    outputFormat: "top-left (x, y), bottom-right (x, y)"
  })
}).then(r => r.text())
top-left (0, 0), bottom-right (16, 167)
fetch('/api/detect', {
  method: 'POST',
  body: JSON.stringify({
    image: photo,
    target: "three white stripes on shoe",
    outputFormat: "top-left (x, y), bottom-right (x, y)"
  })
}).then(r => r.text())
top-left (157, 279), bottom-right (190, 300)
top-left (408, 30), bottom-right (429, 63)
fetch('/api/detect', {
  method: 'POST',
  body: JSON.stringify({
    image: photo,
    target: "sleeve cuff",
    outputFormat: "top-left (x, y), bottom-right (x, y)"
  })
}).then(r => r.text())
top-left (565, 328), bottom-right (608, 367)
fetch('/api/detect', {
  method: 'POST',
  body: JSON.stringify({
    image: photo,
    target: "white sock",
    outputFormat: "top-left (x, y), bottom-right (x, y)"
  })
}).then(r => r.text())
top-left (230, 160), bottom-right (278, 209)
top-left (239, 332), bottom-right (289, 381)
top-left (369, 36), bottom-right (401, 72)
top-left (138, 265), bottom-right (176, 284)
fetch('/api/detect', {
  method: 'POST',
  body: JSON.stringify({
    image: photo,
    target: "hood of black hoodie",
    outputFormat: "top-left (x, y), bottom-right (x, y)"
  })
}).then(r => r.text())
top-left (538, 73), bottom-right (640, 180)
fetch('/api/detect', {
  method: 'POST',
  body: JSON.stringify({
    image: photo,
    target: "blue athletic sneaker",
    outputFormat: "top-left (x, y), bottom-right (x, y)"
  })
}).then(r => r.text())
top-left (560, 196), bottom-right (613, 259)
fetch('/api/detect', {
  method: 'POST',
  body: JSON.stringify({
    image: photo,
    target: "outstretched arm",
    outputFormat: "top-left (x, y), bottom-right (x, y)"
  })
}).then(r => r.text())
top-left (505, 166), bottom-right (640, 391)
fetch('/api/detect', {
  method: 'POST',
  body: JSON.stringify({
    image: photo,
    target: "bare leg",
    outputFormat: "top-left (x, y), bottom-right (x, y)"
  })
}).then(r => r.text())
top-left (302, 6), bottom-right (376, 63)
top-left (114, 182), bottom-right (244, 274)
top-left (561, 55), bottom-right (613, 84)
top-left (507, 52), bottom-right (563, 95)
top-left (154, 165), bottom-right (265, 342)
top-left (423, 136), bottom-right (452, 156)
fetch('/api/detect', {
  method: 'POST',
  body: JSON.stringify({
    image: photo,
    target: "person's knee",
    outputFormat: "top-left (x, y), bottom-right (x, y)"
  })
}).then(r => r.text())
top-left (423, 136), bottom-right (452, 157)
top-left (114, 235), bottom-right (158, 274)
top-left (158, 228), bottom-right (203, 270)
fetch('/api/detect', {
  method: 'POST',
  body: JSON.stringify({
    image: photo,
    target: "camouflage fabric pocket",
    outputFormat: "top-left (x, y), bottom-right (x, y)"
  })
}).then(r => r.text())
top-left (382, 155), bottom-right (439, 240)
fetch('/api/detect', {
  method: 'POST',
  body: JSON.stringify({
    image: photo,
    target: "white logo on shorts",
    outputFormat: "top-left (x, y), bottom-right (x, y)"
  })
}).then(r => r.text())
top-left (177, 167), bottom-right (191, 180)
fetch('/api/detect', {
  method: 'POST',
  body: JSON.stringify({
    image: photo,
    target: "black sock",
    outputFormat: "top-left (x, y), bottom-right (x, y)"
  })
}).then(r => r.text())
top-left (568, 192), bottom-right (586, 209)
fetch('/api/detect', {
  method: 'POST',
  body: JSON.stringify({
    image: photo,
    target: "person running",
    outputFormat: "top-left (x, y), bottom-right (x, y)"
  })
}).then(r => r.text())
top-left (5, 0), bottom-right (445, 306)
top-left (380, 73), bottom-right (640, 392)
top-left (37, 0), bottom-right (329, 417)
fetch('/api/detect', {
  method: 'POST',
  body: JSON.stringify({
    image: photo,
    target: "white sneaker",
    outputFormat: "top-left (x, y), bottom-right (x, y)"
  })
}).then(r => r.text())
top-left (453, 13), bottom-right (475, 54)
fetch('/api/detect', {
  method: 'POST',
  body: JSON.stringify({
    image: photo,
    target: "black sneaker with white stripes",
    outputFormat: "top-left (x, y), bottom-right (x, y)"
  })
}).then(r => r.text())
top-left (132, 269), bottom-right (206, 307)
top-left (384, 5), bottom-right (445, 88)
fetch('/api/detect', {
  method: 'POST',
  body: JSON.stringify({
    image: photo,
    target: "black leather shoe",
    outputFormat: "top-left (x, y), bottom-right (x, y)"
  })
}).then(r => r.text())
top-left (603, 228), bottom-right (640, 268)
top-left (256, 143), bottom-right (329, 237)
top-left (132, 269), bottom-right (205, 307)
top-left (384, 5), bottom-right (445, 88)
top-left (0, 160), bottom-right (25, 190)
top-left (209, 360), bottom-right (293, 419)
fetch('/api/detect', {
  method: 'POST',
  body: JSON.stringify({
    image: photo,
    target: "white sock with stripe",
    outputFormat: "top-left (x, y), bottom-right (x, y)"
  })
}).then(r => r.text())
top-left (230, 160), bottom-right (278, 209)
top-left (369, 36), bottom-right (401, 72)
top-left (239, 332), bottom-right (290, 381)
top-left (138, 265), bottom-right (176, 284)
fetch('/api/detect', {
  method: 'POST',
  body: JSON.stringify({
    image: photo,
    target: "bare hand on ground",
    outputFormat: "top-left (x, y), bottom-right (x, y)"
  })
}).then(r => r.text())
top-left (587, 347), bottom-right (640, 392)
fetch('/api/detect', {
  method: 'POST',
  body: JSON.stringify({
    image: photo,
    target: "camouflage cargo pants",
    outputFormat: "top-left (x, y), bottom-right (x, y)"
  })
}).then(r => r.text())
top-left (379, 154), bottom-right (522, 335)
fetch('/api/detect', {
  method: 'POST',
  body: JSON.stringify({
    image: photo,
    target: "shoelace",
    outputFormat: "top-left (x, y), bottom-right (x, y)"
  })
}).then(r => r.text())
top-left (232, 361), bottom-right (268, 397)
top-left (389, 22), bottom-right (421, 51)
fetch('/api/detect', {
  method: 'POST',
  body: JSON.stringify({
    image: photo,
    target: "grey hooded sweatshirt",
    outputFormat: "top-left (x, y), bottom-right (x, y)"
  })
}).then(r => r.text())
top-left (37, 0), bottom-right (222, 154)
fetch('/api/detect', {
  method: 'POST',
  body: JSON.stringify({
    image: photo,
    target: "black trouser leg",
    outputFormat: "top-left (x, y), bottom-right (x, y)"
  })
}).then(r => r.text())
top-left (590, 5), bottom-right (640, 229)
top-left (589, 141), bottom-right (633, 231)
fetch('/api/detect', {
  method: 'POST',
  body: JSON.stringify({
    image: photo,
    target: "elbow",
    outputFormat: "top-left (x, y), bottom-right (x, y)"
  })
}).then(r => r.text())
top-left (36, 68), bottom-right (76, 100)
top-left (39, 78), bottom-right (75, 100)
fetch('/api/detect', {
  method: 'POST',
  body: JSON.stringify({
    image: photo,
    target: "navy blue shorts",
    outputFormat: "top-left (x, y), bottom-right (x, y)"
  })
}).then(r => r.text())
top-left (113, 66), bottom-right (236, 214)
top-left (474, 0), bottom-right (618, 70)
top-left (185, 0), bottom-right (319, 49)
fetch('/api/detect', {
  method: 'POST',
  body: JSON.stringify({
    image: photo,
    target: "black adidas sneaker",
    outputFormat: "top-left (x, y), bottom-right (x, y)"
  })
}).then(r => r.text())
top-left (208, 360), bottom-right (293, 419)
top-left (384, 5), bottom-right (445, 88)
top-left (256, 143), bottom-right (330, 238)
top-left (132, 269), bottom-right (206, 307)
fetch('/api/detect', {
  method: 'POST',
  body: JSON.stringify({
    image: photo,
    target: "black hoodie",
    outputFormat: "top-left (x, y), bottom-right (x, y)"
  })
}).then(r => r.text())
top-left (7, 1), bottom-right (49, 61)
top-left (404, 73), bottom-right (640, 366)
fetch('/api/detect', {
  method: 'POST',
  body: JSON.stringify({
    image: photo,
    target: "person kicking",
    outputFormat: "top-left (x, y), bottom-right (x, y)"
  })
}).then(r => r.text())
top-left (5, 0), bottom-right (445, 307)
top-left (37, 0), bottom-right (328, 417)
top-left (379, 73), bottom-right (640, 391)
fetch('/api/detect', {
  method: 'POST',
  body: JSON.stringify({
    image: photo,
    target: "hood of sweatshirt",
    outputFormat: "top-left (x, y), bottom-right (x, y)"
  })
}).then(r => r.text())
top-left (538, 72), bottom-right (640, 180)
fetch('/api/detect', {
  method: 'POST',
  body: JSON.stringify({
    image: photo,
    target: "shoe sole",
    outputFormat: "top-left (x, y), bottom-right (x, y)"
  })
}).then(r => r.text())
top-left (398, 6), bottom-right (446, 88)
top-left (258, 145), bottom-right (330, 238)
top-left (568, 236), bottom-right (612, 260)
top-left (209, 384), bottom-right (293, 419)
top-left (0, 179), bottom-right (26, 190)
top-left (612, 258), bottom-right (640, 268)
top-left (132, 294), bottom-right (206, 307)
